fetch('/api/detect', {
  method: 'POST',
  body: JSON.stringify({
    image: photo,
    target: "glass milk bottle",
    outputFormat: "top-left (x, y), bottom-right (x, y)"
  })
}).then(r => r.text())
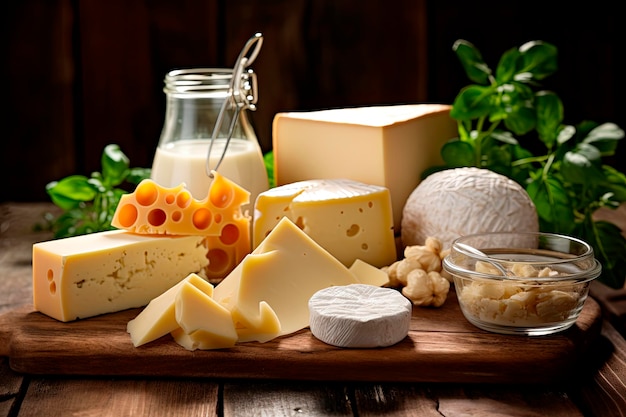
top-left (150, 67), bottom-right (269, 210)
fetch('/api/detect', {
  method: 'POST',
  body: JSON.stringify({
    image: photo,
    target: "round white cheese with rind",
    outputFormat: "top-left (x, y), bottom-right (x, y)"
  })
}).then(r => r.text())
top-left (308, 284), bottom-right (412, 348)
top-left (401, 167), bottom-right (539, 250)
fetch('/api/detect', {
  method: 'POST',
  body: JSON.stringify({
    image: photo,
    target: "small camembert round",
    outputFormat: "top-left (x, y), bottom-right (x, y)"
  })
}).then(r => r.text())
top-left (308, 284), bottom-right (412, 348)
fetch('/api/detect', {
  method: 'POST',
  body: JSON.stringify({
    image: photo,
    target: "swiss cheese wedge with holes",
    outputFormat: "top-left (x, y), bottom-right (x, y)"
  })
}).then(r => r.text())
top-left (111, 171), bottom-right (251, 280)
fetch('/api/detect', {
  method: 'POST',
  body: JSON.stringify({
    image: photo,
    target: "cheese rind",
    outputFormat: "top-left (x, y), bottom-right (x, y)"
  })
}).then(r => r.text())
top-left (308, 284), bottom-right (412, 348)
top-left (32, 230), bottom-right (208, 322)
top-left (253, 179), bottom-right (397, 268)
top-left (213, 217), bottom-right (361, 336)
top-left (272, 104), bottom-right (458, 231)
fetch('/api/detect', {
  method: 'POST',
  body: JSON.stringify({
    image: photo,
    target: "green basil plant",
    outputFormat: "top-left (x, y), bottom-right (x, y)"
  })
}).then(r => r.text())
top-left (427, 39), bottom-right (626, 289)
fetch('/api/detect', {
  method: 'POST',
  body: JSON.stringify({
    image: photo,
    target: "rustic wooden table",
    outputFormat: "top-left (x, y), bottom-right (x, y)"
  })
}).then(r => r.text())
top-left (1, 202), bottom-right (626, 417)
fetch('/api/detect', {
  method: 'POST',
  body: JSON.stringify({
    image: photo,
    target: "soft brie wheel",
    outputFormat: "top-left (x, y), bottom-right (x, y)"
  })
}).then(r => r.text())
top-left (308, 284), bottom-right (412, 348)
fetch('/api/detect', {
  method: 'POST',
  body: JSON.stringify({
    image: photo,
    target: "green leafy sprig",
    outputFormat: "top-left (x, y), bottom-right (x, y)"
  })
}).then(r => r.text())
top-left (43, 144), bottom-right (151, 238)
top-left (434, 39), bottom-right (626, 289)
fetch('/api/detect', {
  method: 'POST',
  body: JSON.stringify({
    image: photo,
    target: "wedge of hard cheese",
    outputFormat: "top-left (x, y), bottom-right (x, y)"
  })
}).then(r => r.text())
top-left (33, 230), bottom-right (208, 322)
top-left (253, 179), bottom-right (397, 267)
top-left (214, 217), bottom-right (371, 336)
top-left (272, 104), bottom-right (458, 231)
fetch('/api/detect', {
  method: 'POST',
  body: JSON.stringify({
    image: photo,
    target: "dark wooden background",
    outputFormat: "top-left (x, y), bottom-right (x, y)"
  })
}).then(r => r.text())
top-left (3, 0), bottom-right (624, 202)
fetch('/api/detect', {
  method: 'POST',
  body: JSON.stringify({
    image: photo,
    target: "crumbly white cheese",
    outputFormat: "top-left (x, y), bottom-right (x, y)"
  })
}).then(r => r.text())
top-left (308, 284), bottom-right (412, 348)
top-left (401, 167), bottom-right (539, 250)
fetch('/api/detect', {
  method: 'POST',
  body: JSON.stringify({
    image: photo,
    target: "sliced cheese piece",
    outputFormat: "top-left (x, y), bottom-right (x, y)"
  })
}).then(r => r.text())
top-left (349, 259), bottom-right (390, 287)
top-left (111, 171), bottom-right (251, 281)
top-left (235, 301), bottom-right (281, 343)
top-left (253, 179), bottom-right (396, 267)
top-left (173, 280), bottom-right (237, 350)
top-left (213, 217), bottom-right (360, 336)
top-left (272, 104), bottom-right (458, 231)
top-left (308, 284), bottom-right (412, 348)
top-left (32, 230), bottom-right (208, 322)
top-left (126, 273), bottom-right (212, 347)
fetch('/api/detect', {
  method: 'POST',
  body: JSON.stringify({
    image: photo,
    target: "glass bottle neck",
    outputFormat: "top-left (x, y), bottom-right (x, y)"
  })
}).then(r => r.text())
top-left (158, 68), bottom-right (257, 146)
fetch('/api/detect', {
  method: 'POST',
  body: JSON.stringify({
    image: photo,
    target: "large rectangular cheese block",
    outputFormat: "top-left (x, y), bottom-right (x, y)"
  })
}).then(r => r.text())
top-left (272, 104), bottom-right (458, 231)
top-left (32, 230), bottom-right (209, 322)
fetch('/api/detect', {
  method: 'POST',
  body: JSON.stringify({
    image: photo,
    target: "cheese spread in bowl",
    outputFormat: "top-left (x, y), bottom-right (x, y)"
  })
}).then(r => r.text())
top-left (442, 232), bottom-right (602, 336)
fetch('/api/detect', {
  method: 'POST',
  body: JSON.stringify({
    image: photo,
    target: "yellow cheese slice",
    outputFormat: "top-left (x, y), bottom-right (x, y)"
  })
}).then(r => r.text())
top-left (213, 217), bottom-right (361, 336)
top-left (253, 179), bottom-right (397, 268)
top-left (126, 273), bottom-right (213, 347)
top-left (349, 259), bottom-right (390, 287)
top-left (111, 171), bottom-right (251, 281)
top-left (233, 301), bottom-right (281, 343)
top-left (32, 230), bottom-right (208, 322)
top-left (173, 280), bottom-right (237, 350)
top-left (272, 104), bottom-right (458, 231)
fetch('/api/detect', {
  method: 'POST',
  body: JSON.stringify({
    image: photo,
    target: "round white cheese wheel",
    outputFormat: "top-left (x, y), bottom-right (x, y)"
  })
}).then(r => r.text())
top-left (401, 167), bottom-right (539, 250)
top-left (308, 284), bottom-right (412, 348)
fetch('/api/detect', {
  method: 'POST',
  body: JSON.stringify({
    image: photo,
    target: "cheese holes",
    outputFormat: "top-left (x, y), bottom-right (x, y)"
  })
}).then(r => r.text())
top-left (116, 204), bottom-right (138, 228)
top-left (135, 181), bottom-right (158, 206)
top-left (176, 191), bottom-right (191, 208)
top-left (192, 208), bottom-right (212, 230)
top-left (47, 269), bottom-right (56, 295)
top-left (148, 208), bottom-right (167, 227)
top-left (346, 224), bottom-right (360, 237)
top-left (210, 182), bottom-right (234, 209)
top-left (206, 248), bottom-right (230, 276)
top-left (218, 224), bottom-right (239, 245)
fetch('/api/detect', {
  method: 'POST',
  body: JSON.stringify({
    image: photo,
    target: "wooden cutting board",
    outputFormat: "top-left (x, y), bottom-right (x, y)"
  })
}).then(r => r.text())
top-left (0, 291), bottom-right (602, 384)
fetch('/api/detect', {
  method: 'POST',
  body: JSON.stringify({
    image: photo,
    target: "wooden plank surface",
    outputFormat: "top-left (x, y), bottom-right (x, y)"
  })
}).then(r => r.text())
top-left (0, 290), bottom-right (602, 384)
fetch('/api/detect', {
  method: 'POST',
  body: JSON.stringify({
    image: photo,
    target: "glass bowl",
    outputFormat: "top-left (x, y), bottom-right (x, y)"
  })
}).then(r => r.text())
top-left (442, 232), bottom-right (602, 336)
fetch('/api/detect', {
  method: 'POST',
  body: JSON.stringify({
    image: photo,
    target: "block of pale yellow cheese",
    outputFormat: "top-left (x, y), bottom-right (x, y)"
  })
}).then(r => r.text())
top-left (214, 217), bottom-right (365, 336)
top-left (272, 104), bottom-right (458, 231)
top-left (33, 231), bottom-right (209, 322)
top-left (253, 179), bottom-right (396, 267)
top-left (111, 171), bottom-right (251, 281)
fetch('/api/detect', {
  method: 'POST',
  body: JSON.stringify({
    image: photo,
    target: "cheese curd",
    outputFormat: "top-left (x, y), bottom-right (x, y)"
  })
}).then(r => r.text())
top-left (456, 264), bottom-right (586, 327)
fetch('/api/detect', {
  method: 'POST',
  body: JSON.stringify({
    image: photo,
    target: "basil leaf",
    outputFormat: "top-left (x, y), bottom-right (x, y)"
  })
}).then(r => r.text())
top-left (452, 39), bottom-right (491, 85)
top-left (46, 175), bottom-right (98, 210)
top-left (561, 143), bottom-right (605, 184)
top-left (504, 104), bottom-right (535, 136)
top-left (518, 41), bottom-right (558, 80)
top-left (576, 218), bottom-right (626, 289)
top-left (534, 91), bottom-right (563, 147)
top-left (441, 140), bottom-right (475, 167)
top-left (602, 165), bottom-right (626, 201)
top-left (526, 176), bottom-right (573, 231)
top-left (495, 47), bottom-right (519, 84)
top-left (450, 85), bottom-right (494, 120)
top-left (102, 144), bottom-right (130, 187)
top-left (582, 122), bottom-right (625, 155)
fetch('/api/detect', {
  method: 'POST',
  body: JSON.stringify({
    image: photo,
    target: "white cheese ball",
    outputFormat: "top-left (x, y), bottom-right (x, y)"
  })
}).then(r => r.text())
top-left (308, 284), bottom-right (412, 348)
top-left (401, 167), bottom-right (539, 250)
